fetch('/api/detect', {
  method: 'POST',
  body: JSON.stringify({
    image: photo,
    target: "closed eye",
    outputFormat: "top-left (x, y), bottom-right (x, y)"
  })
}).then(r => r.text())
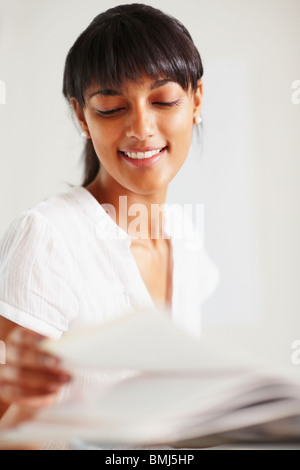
top-left (96, 99), bottom-right (181, 116)
top-left (96, 108), bottom-right (125, 116)
top-left (154, 100), bottom-right (181, 107)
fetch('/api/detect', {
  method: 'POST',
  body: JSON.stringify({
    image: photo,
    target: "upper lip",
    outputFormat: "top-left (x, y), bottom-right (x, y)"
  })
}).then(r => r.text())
top-left (119, 146), bottom-right (166, 153)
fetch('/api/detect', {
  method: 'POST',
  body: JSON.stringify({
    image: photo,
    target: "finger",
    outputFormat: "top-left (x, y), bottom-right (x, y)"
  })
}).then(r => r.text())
top-left (0, 442), bottom-right (40, 450)
top-left (0, 365), bottom-right (71, 392)
top-left (0, 383), bottom-right (61, 409)
top-left (5, 344), bottom-right (61, 371)
top-left (6, 327), bottom-right (46, 348)
top-left (5, 327), bottom-right (65, 373)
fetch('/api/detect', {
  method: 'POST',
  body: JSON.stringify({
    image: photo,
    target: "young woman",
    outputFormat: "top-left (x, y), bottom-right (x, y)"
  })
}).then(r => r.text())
top-left (0, 4), bottom-right (219, 449)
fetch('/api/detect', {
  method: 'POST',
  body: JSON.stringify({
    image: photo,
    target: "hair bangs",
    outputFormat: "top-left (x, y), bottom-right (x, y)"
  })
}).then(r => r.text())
top-left (64, 6), bottom-right (202, 107)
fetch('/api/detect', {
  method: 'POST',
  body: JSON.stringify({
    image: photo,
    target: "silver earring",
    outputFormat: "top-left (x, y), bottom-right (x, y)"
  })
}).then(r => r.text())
top-left (195, 116), bottom-right (202, 125)
top-left (81, 131), bottom-right (88, 138)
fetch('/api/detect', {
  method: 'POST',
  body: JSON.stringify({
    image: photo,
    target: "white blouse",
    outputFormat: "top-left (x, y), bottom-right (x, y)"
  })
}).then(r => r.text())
top-left (0, 186), bottom-right (220, 449)
top-left (0, 186), bottom-right (219, 340)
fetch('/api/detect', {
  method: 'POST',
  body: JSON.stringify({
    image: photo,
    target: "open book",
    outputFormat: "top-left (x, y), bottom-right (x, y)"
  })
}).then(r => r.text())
top-left (2, 308), bottom-right (300, 447)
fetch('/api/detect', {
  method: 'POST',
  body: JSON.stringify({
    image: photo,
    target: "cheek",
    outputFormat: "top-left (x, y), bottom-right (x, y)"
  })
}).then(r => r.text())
top-left (165, 110), bottom-right (194, 151)
top-left (88, 121), bottom-right (121, 156)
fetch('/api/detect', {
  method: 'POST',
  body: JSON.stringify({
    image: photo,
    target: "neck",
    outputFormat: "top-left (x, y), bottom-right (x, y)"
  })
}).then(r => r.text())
top-left (86, 170), bottom-right (169, 247)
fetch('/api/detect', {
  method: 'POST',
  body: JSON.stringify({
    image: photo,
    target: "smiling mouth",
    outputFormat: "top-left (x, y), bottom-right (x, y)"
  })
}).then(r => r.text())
top-left (119, 147), bottom-right (167, 159)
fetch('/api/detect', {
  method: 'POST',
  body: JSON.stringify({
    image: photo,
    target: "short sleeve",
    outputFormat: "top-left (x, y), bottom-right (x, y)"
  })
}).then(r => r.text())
top-left (0, 211), bottom-right (79, 339)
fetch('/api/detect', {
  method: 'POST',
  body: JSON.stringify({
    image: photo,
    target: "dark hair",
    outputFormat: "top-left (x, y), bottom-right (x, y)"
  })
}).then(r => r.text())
top-left (63, 3), bottom-right (204, 187)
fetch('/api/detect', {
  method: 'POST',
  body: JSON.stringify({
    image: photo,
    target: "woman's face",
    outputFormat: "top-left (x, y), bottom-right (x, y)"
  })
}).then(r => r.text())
top-left (73, 76), bottom-right (202, 195)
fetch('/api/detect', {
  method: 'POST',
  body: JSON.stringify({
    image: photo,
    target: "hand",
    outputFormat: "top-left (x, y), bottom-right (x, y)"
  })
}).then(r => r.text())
top-left (0, 326), bottom-right (71, 411)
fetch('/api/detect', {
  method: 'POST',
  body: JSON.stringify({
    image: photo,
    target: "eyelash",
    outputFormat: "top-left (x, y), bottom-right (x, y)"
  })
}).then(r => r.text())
top-left (96, 100), bottom-right (181, 117)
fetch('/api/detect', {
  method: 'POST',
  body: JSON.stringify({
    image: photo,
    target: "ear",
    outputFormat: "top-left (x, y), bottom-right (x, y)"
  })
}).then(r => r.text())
top-left (71, 98), bottom-right (91, 138)
top-left (193, 79), bottom-right (203, 124)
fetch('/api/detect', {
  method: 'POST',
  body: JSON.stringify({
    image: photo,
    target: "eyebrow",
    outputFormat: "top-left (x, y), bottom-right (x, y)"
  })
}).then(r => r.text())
top-left (88, 78), bottom-right (175, 99)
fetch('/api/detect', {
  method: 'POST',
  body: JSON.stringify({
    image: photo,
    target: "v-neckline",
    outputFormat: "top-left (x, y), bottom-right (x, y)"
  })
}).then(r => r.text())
top-left (78, 186), bottom-right (175, 313)
top-left (128, 238), bottom-right (174, 314)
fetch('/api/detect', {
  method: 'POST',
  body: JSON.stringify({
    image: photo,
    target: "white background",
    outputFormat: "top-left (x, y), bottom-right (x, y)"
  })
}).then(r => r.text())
top-left (0, 0), bottom-right (299, 366)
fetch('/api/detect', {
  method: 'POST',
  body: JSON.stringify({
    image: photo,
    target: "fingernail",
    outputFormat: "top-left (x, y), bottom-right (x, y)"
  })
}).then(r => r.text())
top-left (43, 356), bottom-right (60, 368)
top-left (58, 374), bottom-right (72, 383)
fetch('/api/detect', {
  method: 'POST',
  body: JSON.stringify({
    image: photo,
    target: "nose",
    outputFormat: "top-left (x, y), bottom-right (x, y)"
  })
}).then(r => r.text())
top-left (125, 105), bottom-right (156, 141)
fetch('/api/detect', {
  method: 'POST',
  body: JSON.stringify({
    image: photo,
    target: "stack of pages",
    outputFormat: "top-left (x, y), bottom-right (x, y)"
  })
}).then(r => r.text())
top-left (2, 308), bottom-right (300, 447)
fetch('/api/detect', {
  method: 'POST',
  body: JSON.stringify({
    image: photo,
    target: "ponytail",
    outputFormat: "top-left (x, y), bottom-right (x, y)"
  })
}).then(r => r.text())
top-left (82, 139), bottom-right (100, 187)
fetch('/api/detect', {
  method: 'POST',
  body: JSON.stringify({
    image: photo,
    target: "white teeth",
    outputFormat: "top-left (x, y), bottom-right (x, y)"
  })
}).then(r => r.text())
top-left (124, 148), bottom-right (164, 159)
